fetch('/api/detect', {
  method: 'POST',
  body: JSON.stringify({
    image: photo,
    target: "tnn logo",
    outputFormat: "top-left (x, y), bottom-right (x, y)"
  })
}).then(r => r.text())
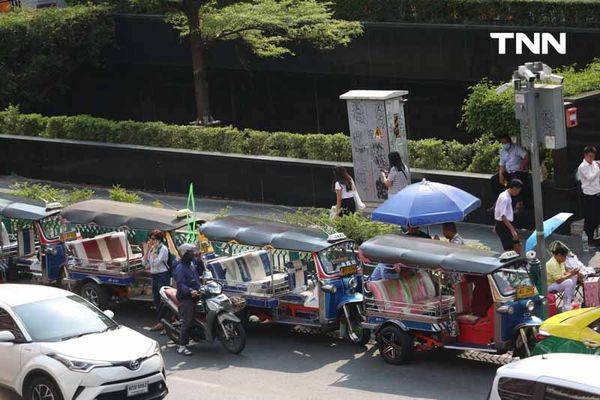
top-left (490, 33), bottom-right (566, 55)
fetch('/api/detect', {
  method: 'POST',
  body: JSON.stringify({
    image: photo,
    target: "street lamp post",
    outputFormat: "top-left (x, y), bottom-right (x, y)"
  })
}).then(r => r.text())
top-left (498, 62), bottom-right (567, 319)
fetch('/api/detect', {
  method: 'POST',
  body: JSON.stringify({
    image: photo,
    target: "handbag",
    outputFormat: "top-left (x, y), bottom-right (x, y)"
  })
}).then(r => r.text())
top-left (328, 205), bottom-right (338, 220)
top-left (351, 180), bottom-right (366, 211)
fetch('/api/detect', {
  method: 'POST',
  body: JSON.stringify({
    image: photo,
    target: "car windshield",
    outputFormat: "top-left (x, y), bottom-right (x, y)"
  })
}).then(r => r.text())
top-left (492, 265), bottom-right (535, 296)
top-left (13, 295), bottom-right (117, 342)
top-left (318, 241), bottom-right (358, 275)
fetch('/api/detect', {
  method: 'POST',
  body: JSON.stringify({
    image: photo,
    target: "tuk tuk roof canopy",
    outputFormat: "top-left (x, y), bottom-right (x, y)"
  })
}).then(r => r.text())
top-left (359, 234), bottom-right (517, 275)
top-left (200, 216), bottom-right (343, 253)
top-left (62, 200), bottom-right (212, 231)
top-left (0, 194), bottom-right (60, 221)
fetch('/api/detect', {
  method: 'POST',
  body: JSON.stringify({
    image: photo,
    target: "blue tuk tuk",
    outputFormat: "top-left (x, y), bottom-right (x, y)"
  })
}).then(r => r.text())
top-left (199, 216), bottom-right (370, 344)
top-left (359, 234), bottom-right (546, 364)
top-left (0, 195), bottom-right (66, 284)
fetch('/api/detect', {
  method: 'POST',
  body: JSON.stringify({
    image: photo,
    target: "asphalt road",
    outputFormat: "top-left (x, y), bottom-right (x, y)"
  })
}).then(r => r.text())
top-left (1, 303), bottom-right (499, 400)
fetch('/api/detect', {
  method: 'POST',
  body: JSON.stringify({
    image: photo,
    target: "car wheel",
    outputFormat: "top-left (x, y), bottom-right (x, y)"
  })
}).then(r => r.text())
top-left (377, 325), bottom-right (414, 365)
top-left (80, 282), bottom-right (109, 310)
top-left (25, 375), bottom-right (64, 400)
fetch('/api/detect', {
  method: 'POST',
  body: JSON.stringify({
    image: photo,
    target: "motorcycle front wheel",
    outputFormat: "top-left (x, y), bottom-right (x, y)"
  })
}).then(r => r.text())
top-left (219, 319), bottom-right (246, 354)
top-left (159, 306), bottom-right (181, 344)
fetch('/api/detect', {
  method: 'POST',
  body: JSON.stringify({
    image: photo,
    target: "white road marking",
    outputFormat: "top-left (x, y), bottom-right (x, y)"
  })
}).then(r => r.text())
top-left (167, 375), bottom-right (223, 388)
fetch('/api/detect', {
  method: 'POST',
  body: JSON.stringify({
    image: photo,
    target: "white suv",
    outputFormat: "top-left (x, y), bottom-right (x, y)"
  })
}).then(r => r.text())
top-left (488, 353), bottom-right (600, 399)
top-left (0, 284), bottom-right (168, 400)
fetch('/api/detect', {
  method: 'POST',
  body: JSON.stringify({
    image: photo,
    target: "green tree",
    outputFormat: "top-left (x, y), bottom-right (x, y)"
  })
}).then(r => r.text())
top-left (158, 0), bottom-right (362, 124)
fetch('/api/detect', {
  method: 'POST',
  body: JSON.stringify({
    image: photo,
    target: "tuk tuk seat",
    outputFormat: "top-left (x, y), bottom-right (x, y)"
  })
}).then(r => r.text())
top-left (0, 222), bottom-right (17, 253)
top-left (367, 270), bottom-right (453, 315)
top-left (206, 250), bottom-right (288, 294)
top-left (67, 231), bottom-right (142, 269)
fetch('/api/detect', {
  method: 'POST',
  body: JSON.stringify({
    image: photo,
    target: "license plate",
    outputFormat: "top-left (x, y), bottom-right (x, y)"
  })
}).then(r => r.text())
top-left (517, 285), bottom-right (535, 299)
top-left (127, 381), bottom-right (148, 397)
top-left (339, 265), bottom-right (358, 277)
top-left (60, 231), bottom-right (78, 242)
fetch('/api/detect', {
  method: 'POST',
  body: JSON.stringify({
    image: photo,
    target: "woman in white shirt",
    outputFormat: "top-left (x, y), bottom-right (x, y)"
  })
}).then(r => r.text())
top-left (333, 166), bottom-right (356, 217)
top-left (381, 151), bottom-right (411, 197)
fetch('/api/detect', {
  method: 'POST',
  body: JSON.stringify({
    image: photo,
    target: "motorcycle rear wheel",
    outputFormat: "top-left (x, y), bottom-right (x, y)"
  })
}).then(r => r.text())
top-left (219, 320), bottom-right (246, 354)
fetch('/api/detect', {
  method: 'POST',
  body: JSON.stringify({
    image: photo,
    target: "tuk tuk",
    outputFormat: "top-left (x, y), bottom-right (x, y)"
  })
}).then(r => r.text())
top-left (199, 216), bottom-right (370, 344)
top-left (60, 199), bottom-right (212, 309)
top-left (0, 195), bottom-right (66, 284)
top-left (359, 234), bottom-right (546, 364)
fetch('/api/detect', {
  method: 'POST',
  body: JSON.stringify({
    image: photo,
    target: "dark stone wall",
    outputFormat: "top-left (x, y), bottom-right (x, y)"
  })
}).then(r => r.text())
top-left (35, 16), bottom-right (600, 141)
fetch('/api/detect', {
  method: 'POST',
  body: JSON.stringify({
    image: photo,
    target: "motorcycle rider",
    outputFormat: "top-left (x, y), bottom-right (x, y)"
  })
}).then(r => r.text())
top-left (174, 243), bottom-right (206, 356)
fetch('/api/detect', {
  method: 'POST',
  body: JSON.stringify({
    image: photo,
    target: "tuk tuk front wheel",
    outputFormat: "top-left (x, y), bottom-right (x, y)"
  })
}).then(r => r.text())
top-left (79, 282), bottom-right (109, 310)
top-left (377, 325), bottom-right (413, 365)
top-left (344, 304), bottom-right (371, 346)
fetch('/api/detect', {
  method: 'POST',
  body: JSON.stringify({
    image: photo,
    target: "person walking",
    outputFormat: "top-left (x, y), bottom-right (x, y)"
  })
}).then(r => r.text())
top-left (143, 230), bottom-right (171, 332)
top-left (491, 134), bottom-right (530, 208)
top-left (333, 165), bottom-right (357, 217)
top-left (174, 243), bottom-right (206, 356)
top-left (494, 179), bottom-right (523, 252)
top-left (381, 151), bottom-right (411, 197)
top-left (578, 145), bottom-right (600, 249)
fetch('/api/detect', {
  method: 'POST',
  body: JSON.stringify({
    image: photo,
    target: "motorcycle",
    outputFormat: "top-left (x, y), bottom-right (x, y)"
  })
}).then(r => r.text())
top-left (158, 281), bottom-right (247, 354)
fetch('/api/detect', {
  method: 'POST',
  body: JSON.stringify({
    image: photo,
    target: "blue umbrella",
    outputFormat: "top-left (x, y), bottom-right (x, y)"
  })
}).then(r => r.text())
top-left (524, 212), bottom-right (573, 252)
top-left (371, 179), bottom-right (481, 227)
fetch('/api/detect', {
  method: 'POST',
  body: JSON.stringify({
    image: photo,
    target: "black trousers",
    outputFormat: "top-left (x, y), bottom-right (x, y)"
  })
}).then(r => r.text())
top-left (179, 298), bottom-right (195, 346)
top-left (340, 197), bottom-right (356, 216)
top-left (582, 193), bottom-right (600, 241)
top-left (495, 220), bottom-right (515, 251)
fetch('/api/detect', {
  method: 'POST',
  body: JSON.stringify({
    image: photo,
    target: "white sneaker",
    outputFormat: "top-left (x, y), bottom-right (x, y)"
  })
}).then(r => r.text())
top-left (177, 346), bottom-right (192, 356)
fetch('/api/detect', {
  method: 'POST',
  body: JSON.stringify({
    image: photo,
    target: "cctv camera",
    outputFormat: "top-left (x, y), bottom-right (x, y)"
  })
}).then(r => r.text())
top-left (496, 82), bottom-right (512, 94)
top-left (518, 66), bottom-right (537, 82)
top-left (549, 74), bottom-right (564, 84)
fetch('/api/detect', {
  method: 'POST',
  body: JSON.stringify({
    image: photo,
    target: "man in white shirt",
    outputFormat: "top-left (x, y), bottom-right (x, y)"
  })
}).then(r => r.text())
top-left (578, 145), bottom-right (600, 248)
top-left (491, 135), bottom-right (530, 209)
top-left (442, 222), bottom-right (465, 245)
top-left (494, 179), bottom-right (523, 251)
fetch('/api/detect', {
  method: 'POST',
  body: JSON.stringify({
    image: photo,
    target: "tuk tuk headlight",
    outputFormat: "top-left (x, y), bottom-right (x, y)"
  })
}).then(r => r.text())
top-left (348, 277), bottom-right (357, 290)
top-left (525, 300), bottom-right (535, 312)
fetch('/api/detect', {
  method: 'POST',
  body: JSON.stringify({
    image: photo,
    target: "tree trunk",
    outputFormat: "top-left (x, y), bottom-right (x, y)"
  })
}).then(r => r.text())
top-left (184, 0), bottom-right (211, 124)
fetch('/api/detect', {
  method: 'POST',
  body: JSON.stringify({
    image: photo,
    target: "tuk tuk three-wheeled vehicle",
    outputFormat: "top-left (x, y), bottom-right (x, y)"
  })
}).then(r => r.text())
top-left (359, 234), bottom-right (547, 364)
top-left (0, 195), bottom-right (67, 285)
top-left (199, 216), bottom-right (371, 344)
top-left (59, 200), bottom-right (212, 309)
top-left (1, 196), bottom-right (211, 309)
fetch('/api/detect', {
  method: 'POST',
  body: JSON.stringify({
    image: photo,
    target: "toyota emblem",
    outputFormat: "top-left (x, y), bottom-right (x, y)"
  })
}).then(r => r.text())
top-left (129, 360), bottom-right (141, 370)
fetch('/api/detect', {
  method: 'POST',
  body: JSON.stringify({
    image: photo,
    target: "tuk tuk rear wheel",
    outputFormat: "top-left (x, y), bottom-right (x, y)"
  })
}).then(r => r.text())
top-left (377, 325), bottom-right (413, 365)
top-left (80, 282), bottom-right (109, 310)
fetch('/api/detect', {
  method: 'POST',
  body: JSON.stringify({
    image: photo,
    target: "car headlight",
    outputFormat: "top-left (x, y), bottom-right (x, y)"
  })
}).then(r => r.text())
top-left (525, 300), bottom-right (535, 312)
top-left (48, 353), bottom-right (111, 373)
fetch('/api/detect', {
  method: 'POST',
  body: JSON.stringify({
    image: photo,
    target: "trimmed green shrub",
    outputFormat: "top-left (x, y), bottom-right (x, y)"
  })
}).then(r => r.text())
top-left (0, 107), bottom-right (506, 173)
top-left (108, 184), bottom-right (142, 203)
top-left (0, 5), bottom-right (115, 110)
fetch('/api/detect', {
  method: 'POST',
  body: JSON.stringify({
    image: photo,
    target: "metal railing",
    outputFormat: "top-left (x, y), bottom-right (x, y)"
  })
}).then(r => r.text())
top-left (364, 296), bottom-right (455, 322)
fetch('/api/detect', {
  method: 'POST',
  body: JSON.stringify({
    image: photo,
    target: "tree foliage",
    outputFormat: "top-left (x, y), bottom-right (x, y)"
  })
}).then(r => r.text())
top-left (0, 5), bottom-right (115, 110)
top-left (460, 59), bottom-right (600, 138)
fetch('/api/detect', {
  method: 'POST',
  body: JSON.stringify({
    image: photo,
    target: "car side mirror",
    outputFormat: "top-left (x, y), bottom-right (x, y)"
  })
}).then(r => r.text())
top-left (103, 310), bottom-right (115, 319)
top-left (0, 330), bottom-right (16, 342)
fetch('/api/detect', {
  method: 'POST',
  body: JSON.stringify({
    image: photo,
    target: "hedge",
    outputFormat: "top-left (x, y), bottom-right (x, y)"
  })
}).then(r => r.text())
top-left (73, 0), bottom-right (600, 27)
top-left (0, 5), bottom-right (115, 110)
top-left (461, 59), bottom-right (600, 138)
top-left (333, 0), bottom-right (600, 27)
top-left (0, 106), bottom-right (502, 173)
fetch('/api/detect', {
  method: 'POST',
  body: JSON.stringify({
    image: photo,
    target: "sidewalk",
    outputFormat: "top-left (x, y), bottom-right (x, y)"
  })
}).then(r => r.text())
top-left (1, 175), bottom-right (595, 265)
